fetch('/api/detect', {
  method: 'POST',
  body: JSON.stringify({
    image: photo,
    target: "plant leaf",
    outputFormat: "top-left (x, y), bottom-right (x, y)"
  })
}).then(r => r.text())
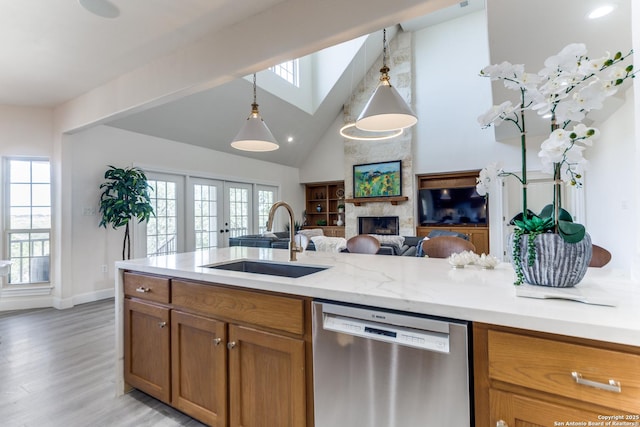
top-left (539, 204), bottom-right (573, 222)
top-left (558, 220), bottom-right (585, 243)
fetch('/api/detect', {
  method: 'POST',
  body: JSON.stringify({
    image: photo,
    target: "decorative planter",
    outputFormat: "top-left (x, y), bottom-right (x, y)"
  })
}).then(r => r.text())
top-left (510, 232), bottom-right (592, 288)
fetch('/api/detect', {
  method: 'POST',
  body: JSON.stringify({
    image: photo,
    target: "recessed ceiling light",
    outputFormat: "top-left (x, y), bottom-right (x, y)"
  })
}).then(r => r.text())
top-left (78, 0), bottom-right (120, 19)
top-left (587, 4), bottom-right (616, 19)
top-left (287, 136), bottom-right (294, 143)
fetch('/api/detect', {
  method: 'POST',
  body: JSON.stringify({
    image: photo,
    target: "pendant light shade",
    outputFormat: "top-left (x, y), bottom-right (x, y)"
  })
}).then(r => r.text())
top-left (355, 29), bottom-right (417, 132)
top-left (231, 74), bottom-right (279, 152)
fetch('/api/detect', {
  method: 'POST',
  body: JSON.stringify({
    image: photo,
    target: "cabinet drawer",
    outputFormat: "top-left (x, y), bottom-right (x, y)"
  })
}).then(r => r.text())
top-left (124, 272), bottom-right (170, 304)
top-left (172, 280), bottom-right (305, 335)
top-left (488, 330), bottom-right (640, 413)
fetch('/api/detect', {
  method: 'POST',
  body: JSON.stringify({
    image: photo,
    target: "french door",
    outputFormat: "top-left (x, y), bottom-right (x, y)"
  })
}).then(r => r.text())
top-left (138, 172), bottom-right (276, 257)
top-left (187, 178), bottom-right (224, 250)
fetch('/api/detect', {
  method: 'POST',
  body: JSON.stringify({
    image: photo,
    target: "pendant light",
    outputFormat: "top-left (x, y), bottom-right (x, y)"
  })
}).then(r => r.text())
top-left (355, 29), bottom-right (417, 132)
top-left (231, 73), bottom-right (279, 152)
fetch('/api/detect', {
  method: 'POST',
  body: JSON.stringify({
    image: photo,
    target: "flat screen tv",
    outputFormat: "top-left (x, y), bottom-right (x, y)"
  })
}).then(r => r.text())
top-left (418, 186), bottom-right (487, 225)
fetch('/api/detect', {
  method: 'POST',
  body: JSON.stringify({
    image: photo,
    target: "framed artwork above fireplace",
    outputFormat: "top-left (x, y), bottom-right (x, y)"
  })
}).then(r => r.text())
top-left (353, 160), bottom-right (402, 198)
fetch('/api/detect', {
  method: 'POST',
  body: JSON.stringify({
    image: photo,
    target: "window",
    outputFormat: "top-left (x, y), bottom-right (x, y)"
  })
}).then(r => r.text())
top-left (140, 170), bottom-right (277, 256)
top-left (227, 184), bottom-right (251, 238)
top-left (257, 186), bottom-right (276, 234)
top-left (146, 179), bottom-right (178, 256)
top-left (270, 59), bottom-right (299, 87)
top-left (194, 183), bottom-right (219, 250)
top-left (5, 158), bottom-right (51, 284)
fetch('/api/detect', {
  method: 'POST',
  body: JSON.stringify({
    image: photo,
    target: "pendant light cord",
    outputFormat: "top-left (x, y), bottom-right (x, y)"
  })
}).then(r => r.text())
top-left (251, 73), bottom-right (259, 114)
top-left (380, 29), bottom-right (390, 82)
top-left (382, 28), bottom-right (387, 69)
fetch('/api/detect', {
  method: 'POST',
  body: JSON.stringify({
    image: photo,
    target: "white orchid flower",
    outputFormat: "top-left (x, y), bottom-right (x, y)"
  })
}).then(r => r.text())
top-left (477, 101), bottom-right (519, 128)
top-left (542, 43), bottom-right (587, 73)
top-left (476, 162), bottom-right (502, 196)
top-left (480, 61), bottom-right (524, 80)
top-left (479, 42), bottom-right (634, 191)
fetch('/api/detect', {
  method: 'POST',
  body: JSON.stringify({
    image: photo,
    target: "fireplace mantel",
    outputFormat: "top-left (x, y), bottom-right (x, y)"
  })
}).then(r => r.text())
top-left (345, 196), bottom-right (409, 206)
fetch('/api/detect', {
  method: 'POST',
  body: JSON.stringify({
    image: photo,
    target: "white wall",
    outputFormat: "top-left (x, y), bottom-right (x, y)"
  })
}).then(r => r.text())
top-left (585, 88), bottom-right (636, 271)
top-left (413, 10), bottom-right (524, 174)
top-left (0, 106), bottom-right (52, 154)
top-left (299, 114), bottom-right (346, 183)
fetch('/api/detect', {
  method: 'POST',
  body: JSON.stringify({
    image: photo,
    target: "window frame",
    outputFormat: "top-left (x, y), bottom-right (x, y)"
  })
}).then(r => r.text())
top-left (132, 165), bottom-right (280, 258)
top-left (2, 156), bottom-right (53, 290)
top-left (269, 59), bottom-right (300, 87)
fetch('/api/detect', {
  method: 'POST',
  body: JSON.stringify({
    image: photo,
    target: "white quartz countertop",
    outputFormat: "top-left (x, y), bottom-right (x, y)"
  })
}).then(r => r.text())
top-left (116, 247), bottom-right (640, 347)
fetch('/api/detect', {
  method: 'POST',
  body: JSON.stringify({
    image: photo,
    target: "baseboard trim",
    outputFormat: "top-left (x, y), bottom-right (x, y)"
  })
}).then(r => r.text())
top-left (1, 288), bottom-right (115, 311)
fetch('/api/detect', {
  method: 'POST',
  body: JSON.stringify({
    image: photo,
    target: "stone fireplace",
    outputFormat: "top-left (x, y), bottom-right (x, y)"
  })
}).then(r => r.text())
top-left (342, 30), bottom-right (415, 239)
top-left (358, 216), bottom-right (399, 235)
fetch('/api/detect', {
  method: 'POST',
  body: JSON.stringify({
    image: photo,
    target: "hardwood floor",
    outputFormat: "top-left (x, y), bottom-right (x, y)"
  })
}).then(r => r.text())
top-left (0, 299), bottom-right (206, 427)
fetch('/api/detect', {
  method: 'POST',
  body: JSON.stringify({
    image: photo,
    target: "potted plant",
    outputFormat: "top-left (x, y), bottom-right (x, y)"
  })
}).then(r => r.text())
top-left (337, 203), bottom-right (345, 213)
top-left (476, 43), bottom-right (634, 287)
top-left (284, 221), bottom-right (302, 233)
top-left (99, 166), bottom-right (155, 260)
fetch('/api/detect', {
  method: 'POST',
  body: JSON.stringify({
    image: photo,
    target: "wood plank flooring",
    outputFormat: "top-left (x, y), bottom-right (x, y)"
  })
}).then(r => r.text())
top-left (0, 299), bottom-right (206, 427)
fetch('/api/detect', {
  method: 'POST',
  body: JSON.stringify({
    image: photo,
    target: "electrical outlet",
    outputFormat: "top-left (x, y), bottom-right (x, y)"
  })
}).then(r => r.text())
top-left (101, 264), bottom-right (108, 273)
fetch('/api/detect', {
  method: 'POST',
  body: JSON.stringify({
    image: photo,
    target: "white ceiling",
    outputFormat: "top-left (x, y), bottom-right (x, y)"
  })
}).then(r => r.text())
top-left (1, 0), bottom-right (632, 167)
top-left (0, 0), bottom-right (285, 106)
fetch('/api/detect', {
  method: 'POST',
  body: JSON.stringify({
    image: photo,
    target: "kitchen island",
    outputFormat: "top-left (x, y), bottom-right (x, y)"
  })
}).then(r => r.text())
top-left (115, 247), bottom-right (640, 426)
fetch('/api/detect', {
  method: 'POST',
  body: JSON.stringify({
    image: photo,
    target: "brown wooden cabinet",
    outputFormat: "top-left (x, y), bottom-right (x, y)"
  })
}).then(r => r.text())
top-left (124, 298), bottom-right (171, 403)
top-left (417, 170), bottom-right (489, 254)
top-left (228, 324), bottom-right (306, 427)
top-left (123, 272), bottom-right (172, 404)
top-left (474, 323), bottom-right (640, 427)
top-left (417, 225), bottom-right (489, 255)
top-left (171, 310), bottom-right (227, 426)
top-left (304, 181), bottom-right (345, 236)
top-left (123, 271), bottom-right (312, 427)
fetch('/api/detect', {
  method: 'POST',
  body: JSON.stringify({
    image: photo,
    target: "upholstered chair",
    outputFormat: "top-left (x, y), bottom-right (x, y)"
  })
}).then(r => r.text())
top-left (346, 235), bottom-right (381, 254)
top-left (421, 236), bottom-right (476, 258)
top-left (589, 244), bottom-right (612, 267)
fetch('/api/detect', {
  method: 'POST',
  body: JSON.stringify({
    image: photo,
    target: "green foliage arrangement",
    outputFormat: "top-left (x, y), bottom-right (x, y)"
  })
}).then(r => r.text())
top-left (99, 166), bottom-right (154, 260)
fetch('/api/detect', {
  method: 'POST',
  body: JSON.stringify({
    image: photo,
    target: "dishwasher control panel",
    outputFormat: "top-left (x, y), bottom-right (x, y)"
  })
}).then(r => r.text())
top-left (323, 313), bottom-right (450, 353)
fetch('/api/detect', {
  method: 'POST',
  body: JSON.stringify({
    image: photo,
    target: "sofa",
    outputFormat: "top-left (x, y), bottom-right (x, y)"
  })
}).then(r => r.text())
top-left (229, 231), bottom-right (290, 248)
top-left (229, 230), bottom-right (468, 256)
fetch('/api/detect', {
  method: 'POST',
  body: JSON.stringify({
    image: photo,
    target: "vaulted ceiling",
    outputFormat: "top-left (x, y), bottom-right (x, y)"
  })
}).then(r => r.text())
top-left (2, 0), bottom-right (632, 167)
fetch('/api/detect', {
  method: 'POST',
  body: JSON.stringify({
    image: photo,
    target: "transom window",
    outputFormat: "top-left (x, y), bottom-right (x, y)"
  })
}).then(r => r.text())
top-left (270, 59), bottom-right (299, 87)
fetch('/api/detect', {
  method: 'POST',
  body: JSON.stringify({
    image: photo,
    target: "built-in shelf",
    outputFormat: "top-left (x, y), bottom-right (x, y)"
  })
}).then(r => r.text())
top-left (345, 196), bottom-right (409, 206)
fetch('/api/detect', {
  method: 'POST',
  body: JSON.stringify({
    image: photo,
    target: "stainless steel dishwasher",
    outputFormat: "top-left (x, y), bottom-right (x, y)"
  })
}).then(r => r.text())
top-left (312, 301), bottom-right (472, 427)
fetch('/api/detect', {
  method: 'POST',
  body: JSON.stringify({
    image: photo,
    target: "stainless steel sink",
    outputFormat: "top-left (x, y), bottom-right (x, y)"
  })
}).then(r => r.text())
top-left (205, 260), bottom-right (328, 278)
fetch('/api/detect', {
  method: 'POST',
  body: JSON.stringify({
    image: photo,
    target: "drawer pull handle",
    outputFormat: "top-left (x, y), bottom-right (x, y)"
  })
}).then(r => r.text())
top-left (158, 322), bottom-right (167, 328)
top-left (572, 371), bottom-right (621, 393)
top-left (496, 421), bottom-right (509, 427)
top-left (227, 341), bottom-right (236, 350)
top-left (213, 338), bottom-right (222, 346)
top-left (135, 287), bottom-right (150, 293)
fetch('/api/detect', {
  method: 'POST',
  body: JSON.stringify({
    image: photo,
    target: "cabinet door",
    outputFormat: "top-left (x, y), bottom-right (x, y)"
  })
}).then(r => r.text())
top-left (171, 310), bottom-right (227, 427)
top-left (228, 324), bottom-right (306, 427)
top-left (490, 389), bottom-right (603, 427)
top-left (124, 298), bottom-right (171, 403)
top-left (463, 228), bottom-right (489, 254)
